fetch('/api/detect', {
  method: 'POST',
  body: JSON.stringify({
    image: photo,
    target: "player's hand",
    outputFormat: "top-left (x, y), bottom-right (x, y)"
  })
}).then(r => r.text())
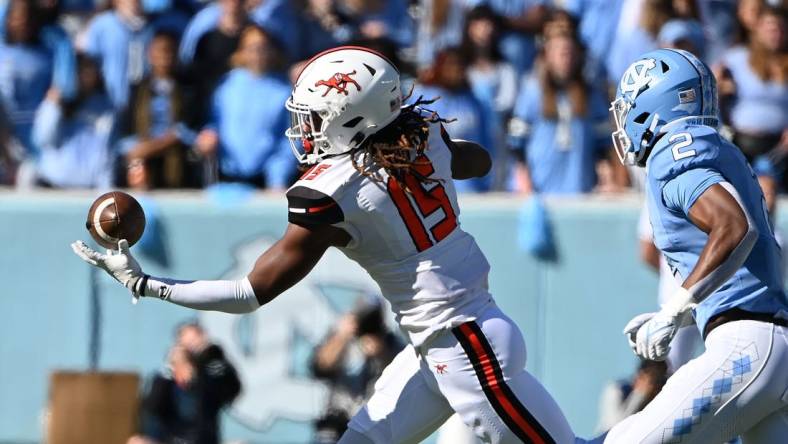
top-left (623, 312), bottom-right (656, 352)
top-left (633, 311), bottom-right (685, 361)
top-left (71, 239), bottom-right (144, 300)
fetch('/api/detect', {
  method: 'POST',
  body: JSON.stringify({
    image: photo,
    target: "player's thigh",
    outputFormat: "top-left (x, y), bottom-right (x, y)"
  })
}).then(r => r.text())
top-left (605, 321), bottom-right (788, 444)
top-left (346, 344), bottom-right (453, 444)
top-left (425, 306), bottom-right (575, 444)
top-left (436, 414), bottom-right (481, 444)
top-left (666, 325), bottom-right (703, 374)
top-left (742, 406), bottom-right (788, 444)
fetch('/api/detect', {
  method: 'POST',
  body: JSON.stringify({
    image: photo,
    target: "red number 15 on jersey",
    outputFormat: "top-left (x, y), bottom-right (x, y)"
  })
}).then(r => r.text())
top-left (387, 155), bottom-right (458, 252)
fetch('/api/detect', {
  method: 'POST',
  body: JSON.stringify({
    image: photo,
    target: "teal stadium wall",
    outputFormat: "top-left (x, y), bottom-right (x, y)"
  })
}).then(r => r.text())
top-left (1, 192), bottom-right (781, 443)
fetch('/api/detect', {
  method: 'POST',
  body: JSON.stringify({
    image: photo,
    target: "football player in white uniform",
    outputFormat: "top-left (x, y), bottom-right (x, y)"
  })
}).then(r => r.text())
top-left (72, 47), bottom-right (578, 444)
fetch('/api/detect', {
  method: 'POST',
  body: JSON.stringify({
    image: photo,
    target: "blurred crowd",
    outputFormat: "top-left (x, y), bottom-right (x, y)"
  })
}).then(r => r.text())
top-left (0, 0), bottom-right (785, 195)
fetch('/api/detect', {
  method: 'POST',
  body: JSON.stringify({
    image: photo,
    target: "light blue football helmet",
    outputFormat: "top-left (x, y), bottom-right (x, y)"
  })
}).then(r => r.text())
top-left (610, 48), bottom-right (719, 166)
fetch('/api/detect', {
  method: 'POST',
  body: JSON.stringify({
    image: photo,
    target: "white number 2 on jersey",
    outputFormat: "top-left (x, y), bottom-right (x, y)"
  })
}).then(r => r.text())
top-left (670, 132), bottom-right (695, 161)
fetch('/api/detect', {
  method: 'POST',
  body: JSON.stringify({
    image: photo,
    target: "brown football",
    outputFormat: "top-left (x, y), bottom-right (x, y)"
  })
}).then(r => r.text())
top-left (85, 191), bottom-right (146, 249)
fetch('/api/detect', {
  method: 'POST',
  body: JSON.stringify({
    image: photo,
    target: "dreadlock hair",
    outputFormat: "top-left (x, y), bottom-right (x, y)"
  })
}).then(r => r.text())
top-left (350, 93), bottom-right (452, 191)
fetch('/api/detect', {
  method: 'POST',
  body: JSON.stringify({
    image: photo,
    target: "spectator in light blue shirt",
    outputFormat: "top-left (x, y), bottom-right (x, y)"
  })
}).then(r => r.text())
top-left (247, 0), bottom-right (301, 60)
top-left (416, 47), bottom-right (493, 193)
top-left (558, 0), bottom-right (624, 82)
top-left (657, 18), bottom-right (706, 61)
top-left (416, 0), bottom-right (478, 69)
top-left (194, 25), bottom-right (295, 189)
top-left (715, 5), bottom-right (787, 162)
top-left (186, 0), bottom-right (249, 126)
top-left (179, 0), bottom-right (301, 64)
top-left (607, 0), bottom-right (702, 84)
top-left (141, 0), bottom-right (193, 36)
top-left (120, 31), bottom-right (201, 189)
top-left (32, 54), bottom-right (115, 188)
top-left (470, 0), bottom-right (547, 77)
top-left (336, 0), bottom-right (414, 49)
top-left (0, 0), bottom-right (53, 156)
top-left (297, 0), bottom-right (356, 58)
top-left (461, 6), bottom-right (518, 116)
top-left (0, 0), bottom-right (78, 100)
top-left (460, 6), bottom-right (518, 190)
top-left (77, 0), bottom-right (155, 110)
top-left (178, 1), bottom-right (221, 64)
top-left (508, 31), bottom-right (620, 195)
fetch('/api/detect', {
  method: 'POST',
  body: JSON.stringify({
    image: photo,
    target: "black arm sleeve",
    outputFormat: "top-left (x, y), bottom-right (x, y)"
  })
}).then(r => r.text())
top-left (286, 186), bottom-right (344, 227)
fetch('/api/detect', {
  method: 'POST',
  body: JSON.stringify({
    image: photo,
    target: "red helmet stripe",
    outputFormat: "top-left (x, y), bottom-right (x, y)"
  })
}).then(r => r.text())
top-left (295, 45), bottom-right (399, 83)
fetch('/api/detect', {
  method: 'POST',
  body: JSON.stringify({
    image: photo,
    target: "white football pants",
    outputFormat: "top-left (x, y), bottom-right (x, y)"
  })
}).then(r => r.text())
top-left (339, 304), bottom-right (576, 444)
top-left (605, 320), bottom-right (788, 444)
top-left (666, 324), bottom-right (703, 374)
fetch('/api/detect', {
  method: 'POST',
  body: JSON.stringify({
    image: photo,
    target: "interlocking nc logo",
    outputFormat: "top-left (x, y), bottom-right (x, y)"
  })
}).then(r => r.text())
top-left (435, 364), bottom-right (448, 375)
top-left (315, 71), bottom-right (361, 97)
top-left (620, 59), bottom-right (657, 99)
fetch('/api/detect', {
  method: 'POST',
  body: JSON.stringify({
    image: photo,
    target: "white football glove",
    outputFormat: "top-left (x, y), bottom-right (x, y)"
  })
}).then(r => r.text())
top-left (71, 239), bottom-right (145, 302)
top-left (622, 288), bottom-right (697, 361)
top-left (633, 311), bottom-right (680, 361)
top-left (622, 312), bottom-right (657, 352)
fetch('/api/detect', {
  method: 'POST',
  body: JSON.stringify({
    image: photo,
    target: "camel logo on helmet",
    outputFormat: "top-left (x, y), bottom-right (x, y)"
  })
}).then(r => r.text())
top-left (315, 71), bottom-right (361, 97)
top-left (620, 59), bottom-right (657, 100)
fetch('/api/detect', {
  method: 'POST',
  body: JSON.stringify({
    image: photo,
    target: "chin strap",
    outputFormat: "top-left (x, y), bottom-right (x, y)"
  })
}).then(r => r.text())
top-left (639, 113), bottom-right (661, 151)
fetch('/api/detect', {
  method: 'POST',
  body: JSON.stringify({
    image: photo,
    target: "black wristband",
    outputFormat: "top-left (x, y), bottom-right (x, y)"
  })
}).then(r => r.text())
top-left (137, 274), bottom-right (150, 297)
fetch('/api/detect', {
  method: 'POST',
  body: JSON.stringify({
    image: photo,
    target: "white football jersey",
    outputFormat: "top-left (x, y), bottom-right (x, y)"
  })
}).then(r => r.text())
top-left (286, 123), bottom-right (493, 347)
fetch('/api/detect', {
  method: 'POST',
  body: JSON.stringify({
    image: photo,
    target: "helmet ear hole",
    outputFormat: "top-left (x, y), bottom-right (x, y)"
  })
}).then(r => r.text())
top-left (634, 112), bottom-right (650, 124)
top-left (350, 132), bottom-right (365, 147)
top-left (342, 116), bottom-right (364, 128)
top-left (362, 63), bottom-right (376, 75)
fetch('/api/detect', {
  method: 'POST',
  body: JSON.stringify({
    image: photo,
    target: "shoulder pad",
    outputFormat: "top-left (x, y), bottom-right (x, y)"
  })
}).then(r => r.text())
top-left (647, 126), bottom-right (724, 182)
top-left (286, 157), bottom-right (359, 227)
top-left (286, 186), bottom-right (344, 227)
top-left (289, 156), bottom-right (360, 198)
top-left (424, 122), bottom-right (453, 158)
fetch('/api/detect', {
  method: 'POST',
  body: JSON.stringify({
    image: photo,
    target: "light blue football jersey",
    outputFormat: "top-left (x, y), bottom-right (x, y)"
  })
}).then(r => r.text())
top-left (645, 123), bottom-right (788, 335)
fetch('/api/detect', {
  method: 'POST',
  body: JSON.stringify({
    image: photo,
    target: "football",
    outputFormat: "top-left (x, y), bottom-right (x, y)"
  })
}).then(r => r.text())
top-left (85, 191), bottom-right (146, 249)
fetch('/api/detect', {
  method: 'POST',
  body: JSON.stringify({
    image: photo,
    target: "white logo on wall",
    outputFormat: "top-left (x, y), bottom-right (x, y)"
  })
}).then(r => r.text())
top-left (199, 236), bottom-right (380, 430)
top-left (620, 59), bottom-right (657, 99)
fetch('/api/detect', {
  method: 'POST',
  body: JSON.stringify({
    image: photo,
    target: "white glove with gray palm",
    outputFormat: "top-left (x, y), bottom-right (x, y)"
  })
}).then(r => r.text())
top-left (71, 239), bottom-right (145, 301)
top-left (623, 287), bottom-right (697, 361)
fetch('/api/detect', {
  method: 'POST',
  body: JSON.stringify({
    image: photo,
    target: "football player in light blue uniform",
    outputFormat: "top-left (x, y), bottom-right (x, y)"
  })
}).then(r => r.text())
top-left (605, 48), bottom-right (788, 443)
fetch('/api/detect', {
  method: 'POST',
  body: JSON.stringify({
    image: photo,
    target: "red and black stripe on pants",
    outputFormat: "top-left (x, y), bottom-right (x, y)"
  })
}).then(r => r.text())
top-left (453, 321), bottom-right (556, 444)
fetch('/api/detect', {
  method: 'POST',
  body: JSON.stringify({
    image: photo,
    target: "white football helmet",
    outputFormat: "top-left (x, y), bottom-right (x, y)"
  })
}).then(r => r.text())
top-left (286, 46), bottom-right (402, 164)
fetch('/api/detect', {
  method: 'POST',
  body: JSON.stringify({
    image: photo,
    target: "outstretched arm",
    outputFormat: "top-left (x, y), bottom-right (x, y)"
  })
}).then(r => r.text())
top-left (72, 223), bottom-right (350, 313)
top-left (246, 223), bottom-right (350, 305)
